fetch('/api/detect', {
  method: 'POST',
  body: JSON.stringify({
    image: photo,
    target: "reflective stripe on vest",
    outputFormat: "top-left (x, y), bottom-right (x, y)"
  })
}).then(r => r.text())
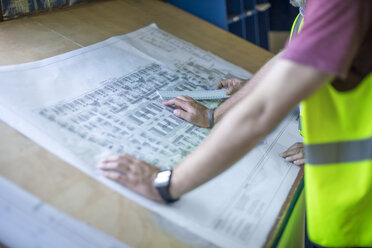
top-left (305, 137), bottom-right (372, 165)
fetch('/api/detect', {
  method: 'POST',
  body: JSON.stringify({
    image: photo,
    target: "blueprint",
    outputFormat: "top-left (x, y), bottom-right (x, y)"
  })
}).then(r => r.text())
top-left (36, 62), bottom-right (221, 170)
top-left (0, 24), bottom-right (302, 247)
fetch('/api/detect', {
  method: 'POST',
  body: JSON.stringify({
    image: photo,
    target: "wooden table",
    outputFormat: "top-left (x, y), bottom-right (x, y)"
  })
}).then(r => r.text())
top-left (0, 1), bottom-right (298, 247)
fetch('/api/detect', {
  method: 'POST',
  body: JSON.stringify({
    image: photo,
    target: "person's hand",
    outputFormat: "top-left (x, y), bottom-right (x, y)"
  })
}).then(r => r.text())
top-left (162, 95), bottom-right (210, 127)
top-left (280, 142), bottom-right (305, 165)
top-left (216, 78), bottom-right (247, 95)
top-left (98, 154), bottom-right (164, 203)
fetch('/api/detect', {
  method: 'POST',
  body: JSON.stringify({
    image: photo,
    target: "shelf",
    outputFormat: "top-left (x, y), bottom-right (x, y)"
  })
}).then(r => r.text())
top-left (226, 0), bottom-right (243, 17)
top-left (166, 0), bottom-right (270, 49)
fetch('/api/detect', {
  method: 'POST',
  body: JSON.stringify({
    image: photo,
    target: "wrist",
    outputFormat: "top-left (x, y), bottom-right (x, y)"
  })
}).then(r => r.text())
top-left (168, 168), bottom-right (183, 199)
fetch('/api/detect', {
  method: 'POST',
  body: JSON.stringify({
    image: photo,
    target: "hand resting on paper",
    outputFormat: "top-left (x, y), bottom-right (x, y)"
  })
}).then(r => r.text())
top-left (162, 95), bottom-right (210, 128)
top-left (162, 78), bottom-right (248, 128)
top-left (98, 154), bottom-right (165, 203)
top-left (280, 142), bottom-right (305, 166)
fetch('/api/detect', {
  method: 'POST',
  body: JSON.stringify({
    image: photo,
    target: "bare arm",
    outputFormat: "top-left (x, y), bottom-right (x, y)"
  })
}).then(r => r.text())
top-left (99, 59), bottom-right (332, 201)
top-left (170, 59), bottom-right (332, 197)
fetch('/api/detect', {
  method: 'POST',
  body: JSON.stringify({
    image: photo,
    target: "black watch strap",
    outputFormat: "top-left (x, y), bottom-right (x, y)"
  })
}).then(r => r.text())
top-left (157, 185), bottom-right (179, 203)
top-left (153, 170), bottom-right (179, 203)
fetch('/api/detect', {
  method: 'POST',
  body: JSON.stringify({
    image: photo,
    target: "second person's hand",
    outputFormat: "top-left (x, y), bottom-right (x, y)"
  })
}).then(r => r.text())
top-left (216, 78), bottom-right (247, 95)
top-left (280, 142), bottom-right (305, 165)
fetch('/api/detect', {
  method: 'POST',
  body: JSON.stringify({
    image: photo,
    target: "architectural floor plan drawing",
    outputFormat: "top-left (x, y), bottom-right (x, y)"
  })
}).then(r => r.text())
top-left (0, 24), bottom-right (302, 247)
top-left (36, 62), bottom-right (220, 170)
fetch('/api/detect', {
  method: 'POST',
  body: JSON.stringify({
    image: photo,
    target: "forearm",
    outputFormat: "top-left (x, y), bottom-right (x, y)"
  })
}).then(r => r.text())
top-left (170, 60), bottom-right (332, 199)
top-left (170, 88), bottom-right (272, 198)
top-left (214, 52), bottom-right (283, 122)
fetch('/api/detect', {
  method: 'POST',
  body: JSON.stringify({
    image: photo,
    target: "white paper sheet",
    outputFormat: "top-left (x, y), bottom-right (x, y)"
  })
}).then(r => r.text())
top-left (0, 24), bottom-right (302, 247)
top-left (0, 175), bottom-right (128, 248)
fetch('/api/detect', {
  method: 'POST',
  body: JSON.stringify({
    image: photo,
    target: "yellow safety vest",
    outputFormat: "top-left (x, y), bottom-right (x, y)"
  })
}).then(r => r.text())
top-left (290, 12), bottom-right (372, 247)
top-left (301, 53), bottom-right (372, 246)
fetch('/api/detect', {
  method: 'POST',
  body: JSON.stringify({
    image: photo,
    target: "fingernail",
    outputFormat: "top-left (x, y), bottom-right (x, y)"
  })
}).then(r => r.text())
top-left (285, 157), bottom-right (291, 161)
top-left (173, 109), bottom-right (179, 115)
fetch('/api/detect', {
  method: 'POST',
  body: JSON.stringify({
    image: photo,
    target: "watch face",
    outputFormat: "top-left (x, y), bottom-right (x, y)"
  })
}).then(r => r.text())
top-left (154, 170), bottom-right (171, 187)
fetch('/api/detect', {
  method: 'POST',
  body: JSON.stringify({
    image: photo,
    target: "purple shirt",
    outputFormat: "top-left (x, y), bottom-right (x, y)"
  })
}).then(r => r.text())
top-left (282, 0), bottom-right (372, 90)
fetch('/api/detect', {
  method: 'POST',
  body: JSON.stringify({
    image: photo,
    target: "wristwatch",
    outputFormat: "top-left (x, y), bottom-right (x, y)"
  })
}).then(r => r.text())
top-left (153, 169), bottom-right (179, 203)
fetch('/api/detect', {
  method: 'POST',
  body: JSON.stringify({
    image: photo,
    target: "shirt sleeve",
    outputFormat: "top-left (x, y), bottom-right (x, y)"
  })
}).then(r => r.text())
top-left (281, 0), bottom-right (370, 78)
